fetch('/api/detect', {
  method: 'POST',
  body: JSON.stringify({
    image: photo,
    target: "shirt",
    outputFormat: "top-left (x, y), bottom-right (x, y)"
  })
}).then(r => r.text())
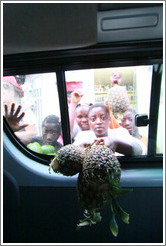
top-left (74, 127), bottom-right (146, 156)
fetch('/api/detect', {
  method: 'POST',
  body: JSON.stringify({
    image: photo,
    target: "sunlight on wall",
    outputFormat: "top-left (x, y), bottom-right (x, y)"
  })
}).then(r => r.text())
top-left (156, 73), bottom-right (164, 153)
top-left (135, 65), bottom-right (152, 137)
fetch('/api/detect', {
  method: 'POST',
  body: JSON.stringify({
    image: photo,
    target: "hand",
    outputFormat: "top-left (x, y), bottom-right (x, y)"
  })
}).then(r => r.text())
top-left (4, 103), bottom-right (29, 132)
top-left (95, 136), bottom-right (117, 152)
top-left (73, 136), bottom-right (94, 148)
top-left (71, 89), bottom-right (84, 104)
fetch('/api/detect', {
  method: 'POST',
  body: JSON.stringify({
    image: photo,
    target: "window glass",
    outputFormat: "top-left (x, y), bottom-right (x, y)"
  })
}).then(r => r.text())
top-left (3, 73), bottom-right (63, 155)
top-left (3, 66), bottom-right (159, 158)
top-left (66, 66), bottom-right (153, 156)
top-left (156, 72), bottom-right (163, 154)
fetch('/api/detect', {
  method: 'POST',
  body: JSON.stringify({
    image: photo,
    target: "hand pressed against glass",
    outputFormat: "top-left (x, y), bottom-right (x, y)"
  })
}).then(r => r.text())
top-left (4, 103), bottom-right (28, 132)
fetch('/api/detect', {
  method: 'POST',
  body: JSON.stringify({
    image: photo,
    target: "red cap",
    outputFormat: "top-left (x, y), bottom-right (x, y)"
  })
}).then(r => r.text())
top-left (3, 76), bottom-right (23, 90)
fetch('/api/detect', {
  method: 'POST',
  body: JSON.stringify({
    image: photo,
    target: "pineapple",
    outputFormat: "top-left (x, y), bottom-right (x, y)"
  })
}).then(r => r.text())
top-left (77, 141), bottom-right (132, 236)
top-left (77, 171), bottom-right (106, 212)
top-left (107, 84), bottom-right (130, 122)
top-left (49, 141), bottom-right (132, 236)
top-left (49, 144), bottom-right (85, 176)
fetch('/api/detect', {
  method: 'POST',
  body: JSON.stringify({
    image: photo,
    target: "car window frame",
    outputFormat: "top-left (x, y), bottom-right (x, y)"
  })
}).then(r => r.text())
top-left (3, 40), bottom-right (163, 167)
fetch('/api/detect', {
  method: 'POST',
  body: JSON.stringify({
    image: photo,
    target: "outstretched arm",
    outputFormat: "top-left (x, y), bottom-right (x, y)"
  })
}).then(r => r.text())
top-left (97, 136), bottom-right (143, 156)
top-left (4, 103), bottom-right (28, 132)
top-left (68, 89), bottom-right (84, 138)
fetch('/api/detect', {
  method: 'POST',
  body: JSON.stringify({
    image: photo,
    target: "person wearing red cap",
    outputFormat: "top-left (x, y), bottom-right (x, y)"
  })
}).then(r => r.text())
top-left (3, 76), bottom-right (24, 90)
top-left (3, 76), bottom-right (23, 106)
top-left (3, 76), bottom-right (36, 141)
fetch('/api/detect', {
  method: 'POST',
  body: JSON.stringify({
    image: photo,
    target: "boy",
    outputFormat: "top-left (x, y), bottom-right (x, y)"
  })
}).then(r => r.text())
top-left (73, 104), bottom-right (146, 156)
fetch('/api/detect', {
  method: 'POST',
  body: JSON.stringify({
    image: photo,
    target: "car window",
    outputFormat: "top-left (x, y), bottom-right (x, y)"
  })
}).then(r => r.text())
top-left (3, 73), bottom-right (63, 155)
top-left (66, 65), bottom-right (153, 156)
top-left (3, 65), bottom-right (162, 157)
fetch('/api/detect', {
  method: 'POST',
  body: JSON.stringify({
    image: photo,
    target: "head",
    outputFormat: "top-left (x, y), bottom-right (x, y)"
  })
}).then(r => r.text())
top-left (121, 109), bottom-right (139, 137)
top-left (88, 104), bottom-right (111, 137)
top-left (110, 72), bottom-right (122, 87)
top-left (75, 104), bottom-right (92, 131)
top-left (3, 76), bottom-right (23, 106)
top-left (42, 115), bottom-right (61, 145)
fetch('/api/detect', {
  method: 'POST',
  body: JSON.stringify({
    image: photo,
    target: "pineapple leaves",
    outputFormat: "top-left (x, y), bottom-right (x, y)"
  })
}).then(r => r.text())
top-left (107, 179), bottom-right (132, 225)
top-left (93, 211), bottom-right (102, 223)
top-left (108, 192), bottom-right (130, 236)
top-left (110, 214), bottom-right (118, 237)
top-left (110, 185), bottom-right (133, 197)
top-left (111, 196), bottom-right (130, 224)
top-left (77, 210), bottom-right (102, 230)
top-left (110, 203), bottom-right (118, 237)
top-left (77, 220), bottom-right (92, 229)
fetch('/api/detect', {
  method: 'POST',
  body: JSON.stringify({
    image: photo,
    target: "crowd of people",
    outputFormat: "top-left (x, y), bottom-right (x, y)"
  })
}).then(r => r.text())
top-left (3, 74), bottom-right (148, 156)
top-left (69, 89), bottom-right (147, 156)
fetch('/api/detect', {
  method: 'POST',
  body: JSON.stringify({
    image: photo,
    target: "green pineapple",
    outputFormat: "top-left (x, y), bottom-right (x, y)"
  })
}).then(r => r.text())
top-left (107, 84), bottom-right (130, 121)
top-left (49, 144), bottom-right (85, 176)
top-left (77, 142), bottom-right (132, 236)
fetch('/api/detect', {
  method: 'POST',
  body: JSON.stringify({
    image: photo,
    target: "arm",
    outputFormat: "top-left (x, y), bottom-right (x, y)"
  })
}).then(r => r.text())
top-left (73, 131), bottom-right (143, 156)
top-left (97, 136), bottom-right (143, 156)
top-left (68, 90), bottom-right (84, 138)
top-left (15, 124), bottom-right (36, 139)
top-left (73, 130), bottom-right (95, 148)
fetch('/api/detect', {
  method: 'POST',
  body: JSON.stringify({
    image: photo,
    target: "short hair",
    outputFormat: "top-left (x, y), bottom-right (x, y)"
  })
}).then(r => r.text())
top-left (124, 108), bottom-right (137, 116)
top-left (42, 115), bottom-right (61, 134)
top-left (76, 103), bottom-right (93, 108)
top-left (88, 104), bottom-right (110, 116)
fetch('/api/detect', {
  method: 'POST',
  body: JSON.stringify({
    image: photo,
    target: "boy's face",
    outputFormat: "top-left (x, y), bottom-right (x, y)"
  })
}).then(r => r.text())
top-left (42, 122), bottom-right (60, 145)
top-left (76, 106), bottom-right (89, 131)
top-left (121, 111), bottom-right (135, 135)
top-left (88, 107), bottom-right (110, 137)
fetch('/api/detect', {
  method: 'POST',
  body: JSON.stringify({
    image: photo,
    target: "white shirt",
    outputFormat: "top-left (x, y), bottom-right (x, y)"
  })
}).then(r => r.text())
top-left (74, 127), bottom-right (146, 156)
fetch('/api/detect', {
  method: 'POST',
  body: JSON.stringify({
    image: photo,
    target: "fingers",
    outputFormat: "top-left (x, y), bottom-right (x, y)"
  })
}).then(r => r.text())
top-left (83, 143), bottom-right (91, 148)
top-left (17, 112), bottom-right (25, 122)
top-left (72, 89), bottom-right (84, 96)
top-left (4, 104), bottom-right (8, 117)
top-left (10, 103), bottom-right (15, 116)
top-left (14, 105), bottom-right (22, 117)
top-left (4, 104), bottom-right (25, 126)
top-left (18, 124), bottom-right (29, 131)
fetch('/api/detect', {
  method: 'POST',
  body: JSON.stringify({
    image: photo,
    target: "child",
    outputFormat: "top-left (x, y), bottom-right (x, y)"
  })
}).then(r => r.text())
top-left (73, 104), bottom-right (146, 156)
